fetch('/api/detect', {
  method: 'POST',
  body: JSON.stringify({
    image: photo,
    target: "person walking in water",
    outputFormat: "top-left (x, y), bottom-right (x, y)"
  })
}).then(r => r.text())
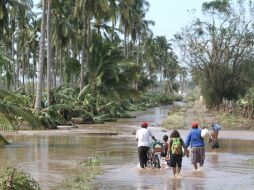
top-left (136, 122), bottom-right (157, 169)
top-left (210, 124), bottom-right (220, 152)
top-left (185, 122), bottom-right (205, 171)
top-left (167, 130), bottom-right (188, 177)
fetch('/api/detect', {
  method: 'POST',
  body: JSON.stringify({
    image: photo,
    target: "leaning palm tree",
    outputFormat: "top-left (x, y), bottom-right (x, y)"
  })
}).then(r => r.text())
top-left (0, 89), bottom-right (41, 144)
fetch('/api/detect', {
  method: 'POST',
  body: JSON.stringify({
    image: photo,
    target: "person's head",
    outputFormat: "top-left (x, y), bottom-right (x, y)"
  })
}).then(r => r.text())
top-left (141, 122), bottom-right (148, 128)
top-left (163, 135), bottom-right (168, 142)
top-left (170, 130), bottom-right (180, 138)
top-left (192, 122), bottom-right (198, 129)
top-left (202, 120), bottom-right (208, 129)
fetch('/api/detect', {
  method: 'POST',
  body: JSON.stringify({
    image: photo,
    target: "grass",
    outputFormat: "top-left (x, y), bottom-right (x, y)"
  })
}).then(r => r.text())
top-left (213, 111), bottom-right (254, 130)
top-left (246, 159), bottom-right (254, 168)
top-left (63, 156), bottom-right (102, 190)
top-left (162, 102), bottom-right (194, 129)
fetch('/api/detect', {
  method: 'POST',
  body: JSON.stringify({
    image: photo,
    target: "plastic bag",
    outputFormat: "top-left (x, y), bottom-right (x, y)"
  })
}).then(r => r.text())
top-left (201, 128), bottom-right (210, 138)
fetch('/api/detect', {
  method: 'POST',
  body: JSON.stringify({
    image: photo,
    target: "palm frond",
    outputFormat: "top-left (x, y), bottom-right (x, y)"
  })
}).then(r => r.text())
top-left (0, 113), bottom-right (13, 131)
top-left (0, 89), bottom-right (27, 106)
top-left (0, 103), bottom-right (40, 129)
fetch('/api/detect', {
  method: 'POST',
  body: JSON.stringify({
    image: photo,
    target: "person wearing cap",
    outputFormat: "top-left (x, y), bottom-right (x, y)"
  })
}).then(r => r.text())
top-left (185, 122), bottom-right (205, 170)
top-left (136, 122), bottom-right (157, 168)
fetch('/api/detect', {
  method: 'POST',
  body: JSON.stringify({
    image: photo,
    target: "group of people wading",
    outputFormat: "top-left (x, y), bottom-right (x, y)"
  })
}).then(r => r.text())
top-left (135, 121), bottom-right (220, 177)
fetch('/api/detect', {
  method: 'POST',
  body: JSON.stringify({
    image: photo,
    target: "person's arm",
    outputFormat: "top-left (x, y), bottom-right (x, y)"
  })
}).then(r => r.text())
top-left (136, 130), bottom-right (139, 141)
top-left (148, 130), bottom-right (157, 141)
top-left (185, 131), bottom-right (191, 148)
top-left (180, 138), bottom-right (187, 150)
top-left (167, 139), bottom-right (173, 157)
top-left (181, 138), bottom-right (190, 157)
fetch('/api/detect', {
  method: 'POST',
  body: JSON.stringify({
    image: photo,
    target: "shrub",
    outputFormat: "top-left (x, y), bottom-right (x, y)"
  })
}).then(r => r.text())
top-left (0, 166), bottom-right (41, 190)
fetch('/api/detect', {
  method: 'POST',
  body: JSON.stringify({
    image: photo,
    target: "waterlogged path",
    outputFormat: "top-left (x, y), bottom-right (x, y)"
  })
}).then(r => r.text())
top-left (94, 107), bottom-right (254, 190)
top-left (0, 105), bottom-right (253, 190)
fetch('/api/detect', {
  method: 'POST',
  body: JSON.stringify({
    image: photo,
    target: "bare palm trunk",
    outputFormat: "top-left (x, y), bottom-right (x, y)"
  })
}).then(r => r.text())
top-left (59, 47), bottom-right (63, 86)
top-left (35, 0), bottom-right (46, 111)
top-left (32, 49), bottom-right (36, 94)
top-left (12, 19), bottom-right (16, 92)
top-left (124, 26), bottom-right (127, 58)
top-left (46, 0), bottom-right (52, 107)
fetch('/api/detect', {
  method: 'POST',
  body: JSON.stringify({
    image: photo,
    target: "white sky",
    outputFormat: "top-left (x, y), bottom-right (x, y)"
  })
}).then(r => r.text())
top-left (146, 0), bottom-right (211, 40)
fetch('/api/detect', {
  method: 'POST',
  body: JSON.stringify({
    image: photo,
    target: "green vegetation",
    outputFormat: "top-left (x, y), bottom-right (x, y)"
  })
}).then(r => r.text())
top-left (0, 0), bottom-right (184, 129)
top-left (63, 157), bottom-right (102, 190)
top-left (247, 159), bottom-right (254, 167)
top-left (174, 0), bottom-right (254, 112)
top-left (0, 166), bottom-right (41, 190)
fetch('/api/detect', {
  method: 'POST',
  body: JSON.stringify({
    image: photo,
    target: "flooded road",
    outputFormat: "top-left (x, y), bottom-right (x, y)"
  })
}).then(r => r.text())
top-left (0, 105), bottom-right (254, 190)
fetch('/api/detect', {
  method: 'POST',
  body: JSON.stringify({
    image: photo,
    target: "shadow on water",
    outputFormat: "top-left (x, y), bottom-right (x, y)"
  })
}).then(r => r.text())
top-left (0, 106), bottom-right (253, 190)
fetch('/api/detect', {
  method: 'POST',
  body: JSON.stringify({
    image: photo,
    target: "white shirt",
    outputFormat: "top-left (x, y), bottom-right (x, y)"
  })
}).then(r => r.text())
top-left (136, 128), bottom-right (154, 147)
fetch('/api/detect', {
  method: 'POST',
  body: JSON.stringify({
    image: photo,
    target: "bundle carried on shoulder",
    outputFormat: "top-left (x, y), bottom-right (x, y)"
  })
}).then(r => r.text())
top-left (201, 128), bottom-right (210, 138)
top-left (212, 124), bottom-right (222, 132)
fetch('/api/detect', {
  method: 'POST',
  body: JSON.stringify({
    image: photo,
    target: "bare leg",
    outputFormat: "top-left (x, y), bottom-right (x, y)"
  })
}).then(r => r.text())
top-left (177, 167), bottom-right (181, 176)
top-left (173, 167), bottom-right (177, 176)
top-left (193, 163), bottom-right (198, 170)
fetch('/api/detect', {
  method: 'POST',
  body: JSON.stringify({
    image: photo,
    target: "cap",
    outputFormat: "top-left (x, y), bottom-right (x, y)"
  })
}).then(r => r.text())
top-left (192, 122), bottom-right (198, 128)
top-left (141, 122), bottom-right (148, 128)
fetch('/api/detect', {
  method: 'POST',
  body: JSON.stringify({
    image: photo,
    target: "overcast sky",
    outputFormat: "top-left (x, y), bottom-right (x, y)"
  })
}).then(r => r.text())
top-left (146, 0), bottom-right (211, 40)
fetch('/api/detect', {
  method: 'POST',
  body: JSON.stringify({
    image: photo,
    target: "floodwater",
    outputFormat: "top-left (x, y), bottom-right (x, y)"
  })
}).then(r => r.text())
top-left (0, 105), bottom-right (254, 190)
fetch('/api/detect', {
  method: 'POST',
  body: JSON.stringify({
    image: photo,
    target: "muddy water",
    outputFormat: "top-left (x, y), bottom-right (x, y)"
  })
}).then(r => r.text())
top-left (0, 105), bottom-right (253, 190)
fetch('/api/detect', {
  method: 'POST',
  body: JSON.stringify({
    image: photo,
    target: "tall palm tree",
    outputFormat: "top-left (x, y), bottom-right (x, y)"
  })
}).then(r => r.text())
top-left (35, 0), bottom-right (46, 111)
top-left (46, 0), bottom-right (52, 106)
top-left (51, 0), bottom-right (72, 86)
top-left (118, 0), bottom-right (134, 58)
top-left (74, 0), bottom-right (110, 90)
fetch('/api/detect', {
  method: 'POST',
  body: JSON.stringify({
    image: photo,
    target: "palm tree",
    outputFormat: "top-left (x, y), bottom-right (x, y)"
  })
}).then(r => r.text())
top-left (79, 33), bottom-right (139, 115)
top-left (51, 0), bottom-right (72, 86)
top-left (118, 0), bottom-right (134, 58)
top-left (46, 0), bottom-right (52, 106)
top-left (34, 0), bottom-right (46, 111)
top-left (0, 0), bottom-right (33, 92)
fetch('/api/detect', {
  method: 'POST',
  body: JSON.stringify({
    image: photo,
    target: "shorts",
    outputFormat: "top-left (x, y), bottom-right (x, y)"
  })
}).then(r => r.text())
top-left (211, 139), bottom-right (219, 149)
top-left (169, 154), bottom-right (182, 167)
top-left (191, 147), bottom-right (205, 165)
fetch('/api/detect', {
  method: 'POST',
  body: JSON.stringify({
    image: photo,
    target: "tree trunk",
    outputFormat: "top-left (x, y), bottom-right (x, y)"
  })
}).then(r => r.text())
top-left (124, 26), bottom-right (127, 58)
top-left (12, 19), bottom-right (16, 92)
top-left (59, 47), bottom-right (63, 86)
top-left (35, 0), bottom-right (46, 111)
top-left (46, 0), bottom-right (52, 107)
top-left (32, 48), bottom-right (36, 95)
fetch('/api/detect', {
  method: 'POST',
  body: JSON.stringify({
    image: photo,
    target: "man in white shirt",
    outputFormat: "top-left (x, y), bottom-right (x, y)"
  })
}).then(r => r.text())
top-left (136, 122), bottom-right (157, 168)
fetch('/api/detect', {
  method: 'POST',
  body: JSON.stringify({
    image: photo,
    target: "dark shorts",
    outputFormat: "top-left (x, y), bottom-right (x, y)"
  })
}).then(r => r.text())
top-left (211, 139), bottom-right (219, 149)
top-left (169, 154), bottom-right (182, 167)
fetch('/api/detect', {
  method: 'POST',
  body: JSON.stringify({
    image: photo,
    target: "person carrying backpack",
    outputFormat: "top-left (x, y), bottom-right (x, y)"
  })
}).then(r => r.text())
top-left (185, 122), bottom-right (205, 171)
top-left (166, 130), bottom-right (188, 177)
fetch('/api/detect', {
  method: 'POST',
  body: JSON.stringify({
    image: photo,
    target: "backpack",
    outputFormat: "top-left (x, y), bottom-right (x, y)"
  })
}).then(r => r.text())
top-left (171, 138), bottom-right (182, 155)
